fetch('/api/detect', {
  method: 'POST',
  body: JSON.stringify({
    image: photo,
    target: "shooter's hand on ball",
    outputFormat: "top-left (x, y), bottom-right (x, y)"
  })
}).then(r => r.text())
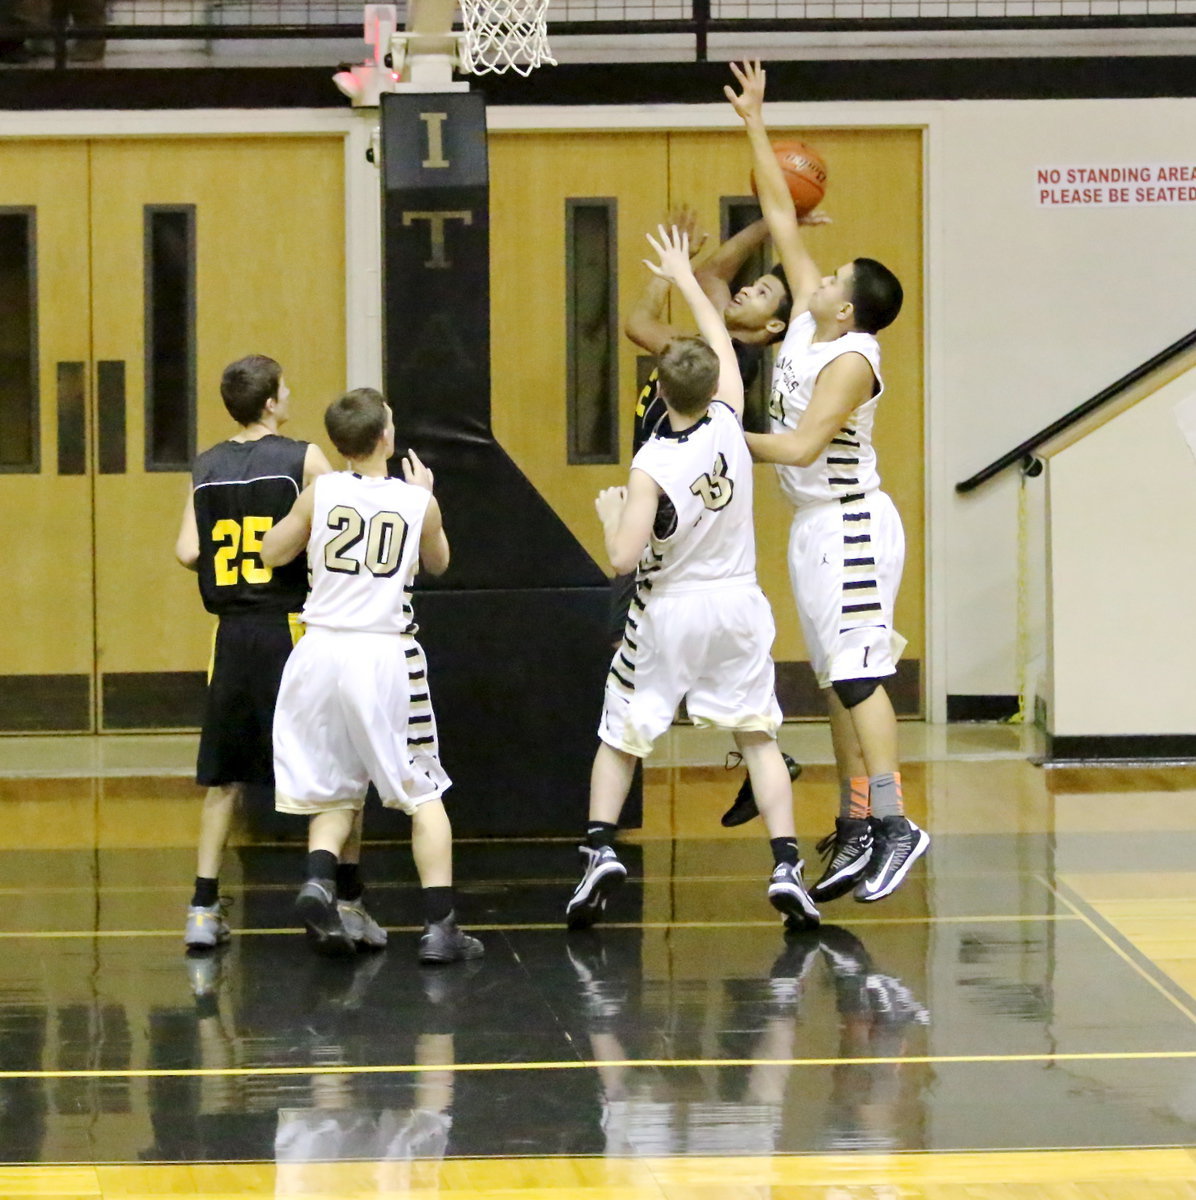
top-left (402, 449), bottom-right (435, 492)
top-left (725, 60), bottom-right (766, 123)
top-left (644, 225), bottom-right (694, 286)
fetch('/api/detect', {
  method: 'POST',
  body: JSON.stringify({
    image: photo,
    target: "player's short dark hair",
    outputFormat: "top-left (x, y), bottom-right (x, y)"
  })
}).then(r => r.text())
top-left (220, 355), bottom-right (282, 425)
top-left (325, 387), bottom-right (390, 459)
top-left (850, 258), bottom-right (903, 334)
top-left (658, 336), bottom-right (719, 417)
top-left (765, 263), bottom-right (793, 344)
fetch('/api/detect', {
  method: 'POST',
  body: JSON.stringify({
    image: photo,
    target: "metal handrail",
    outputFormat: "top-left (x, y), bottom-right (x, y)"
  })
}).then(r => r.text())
top-left (955, 326), bottom-right (1196, 494)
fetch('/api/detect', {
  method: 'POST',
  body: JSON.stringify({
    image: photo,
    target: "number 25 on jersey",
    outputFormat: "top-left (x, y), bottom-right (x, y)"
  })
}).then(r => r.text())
top-left (212, 517), bottom-right (274, 586)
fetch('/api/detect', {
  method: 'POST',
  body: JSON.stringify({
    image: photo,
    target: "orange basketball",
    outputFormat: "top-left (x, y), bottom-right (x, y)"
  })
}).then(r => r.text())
top-left (751, 139), bottom-right (827, 217)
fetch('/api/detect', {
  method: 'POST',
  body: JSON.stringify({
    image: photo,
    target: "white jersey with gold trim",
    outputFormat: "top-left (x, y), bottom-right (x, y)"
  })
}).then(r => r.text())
top-left (630, 400), bottom-right (756, 592)
top-left (301, 472), bottom-right (430, 635)
top-left (769, 311), bottom-right (884, 509)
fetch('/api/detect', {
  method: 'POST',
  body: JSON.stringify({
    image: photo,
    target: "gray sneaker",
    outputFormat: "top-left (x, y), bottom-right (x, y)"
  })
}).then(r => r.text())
top-left (295, 878), bottom-right (355, 957)
top-left (337, 898), bottom-right (388, 949)
top-left (184, 900), bottom-right (230, 951)
top-left (418, 911), bottom-right (484, 964)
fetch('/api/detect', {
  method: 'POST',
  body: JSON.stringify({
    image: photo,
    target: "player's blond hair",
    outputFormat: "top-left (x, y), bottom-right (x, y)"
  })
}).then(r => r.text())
top-left (658, 337), bottom-right (718, 417)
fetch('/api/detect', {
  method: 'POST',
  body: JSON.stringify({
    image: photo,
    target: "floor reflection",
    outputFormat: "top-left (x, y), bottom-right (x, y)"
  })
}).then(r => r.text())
top-left (0, 822), bottom-right (1194, 1165)
top-left (563, 922), bottom-right (932, 1158)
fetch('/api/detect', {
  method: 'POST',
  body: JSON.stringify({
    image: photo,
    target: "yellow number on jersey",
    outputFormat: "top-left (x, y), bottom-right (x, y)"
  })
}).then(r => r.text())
top-left (211, 516), bottom-right (275, 586)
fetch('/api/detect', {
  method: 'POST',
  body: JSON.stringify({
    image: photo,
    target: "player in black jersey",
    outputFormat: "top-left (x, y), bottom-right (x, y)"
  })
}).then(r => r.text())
top-left (620, 210), bottom-right (817, 824)
top-left (175, 355), bottom-right (339, 955)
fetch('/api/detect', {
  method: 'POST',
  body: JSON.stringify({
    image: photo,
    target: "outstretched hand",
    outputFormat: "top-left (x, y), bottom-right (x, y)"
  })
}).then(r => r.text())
top-left (401, 448), bottom-right (434, 492)
top-left (667, 204), bottom-right (709, 259)
top-left (725, 60), bottom-right (766, 121)
top-left (799, 209), bottom-right (832, 227)
top-left (643, 224), bottom-right (694, 284)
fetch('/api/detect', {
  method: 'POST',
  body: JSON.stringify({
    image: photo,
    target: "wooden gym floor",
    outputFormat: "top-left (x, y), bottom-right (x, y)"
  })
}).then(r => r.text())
top-left (0, 724), bottom-right (1194, 1198)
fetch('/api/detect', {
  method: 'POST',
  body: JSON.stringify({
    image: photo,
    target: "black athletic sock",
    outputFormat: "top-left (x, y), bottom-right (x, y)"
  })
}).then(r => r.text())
top-left (192, 876), bottom-right (219, 908)
top-left (335, 863), bottom-right (363, 902)
top-left (306, 849), bottom-right (338, 882)
top-left (423, 886), bottom-right (454, 925)
top-left (585, 821), bottom-right (619, 850)
top-left (770, 837), bottom-right (799, 867)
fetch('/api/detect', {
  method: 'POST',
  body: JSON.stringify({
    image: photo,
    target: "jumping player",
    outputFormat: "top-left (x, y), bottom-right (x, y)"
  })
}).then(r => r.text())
top-left (175, 355), bottom-right (338, 952)
top-left (727, 61), bottom-right (930, 903)
top-left (622, 208), bottom-right (810, 826)
top-left (261, 388), bottom-right (482, 964)
top-left (566, 225), bottom-right (819, 933)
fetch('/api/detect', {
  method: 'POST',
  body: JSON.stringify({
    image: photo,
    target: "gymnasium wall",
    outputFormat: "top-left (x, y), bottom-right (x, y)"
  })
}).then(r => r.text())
top-left (930, 98), bottom-right (1196, 718)
top-left (1047, 364), bottom-right (1196, 742)
top-left (5, 94), bottom-right (1196, 727)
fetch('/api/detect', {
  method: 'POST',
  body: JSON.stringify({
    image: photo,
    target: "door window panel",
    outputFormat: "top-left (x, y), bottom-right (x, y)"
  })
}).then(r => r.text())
top-left (0, 209), bottom-right (38, 473)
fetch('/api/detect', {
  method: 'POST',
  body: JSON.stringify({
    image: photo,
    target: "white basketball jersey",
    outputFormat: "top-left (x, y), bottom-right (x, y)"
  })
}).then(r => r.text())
top-left (301, 472), bottom-right (430, 634)
top-left (630, 401), bottom-right (756, 590)
top-left (769, 311), bottom-right (884, 508)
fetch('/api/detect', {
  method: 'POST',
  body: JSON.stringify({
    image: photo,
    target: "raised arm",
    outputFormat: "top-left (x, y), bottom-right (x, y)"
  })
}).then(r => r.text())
top-left (692, 217), bottom-right (772, 315)
top-left (644, 224), bottom-right (745, 419)
top-left (725, 61), bottom-right (822, 317)
top-left (744, 352), bottom-right (874, 466)
top-left (624, 206), bottom-right (707, 354)
top-left (261, 486), bottom-right (315, 568)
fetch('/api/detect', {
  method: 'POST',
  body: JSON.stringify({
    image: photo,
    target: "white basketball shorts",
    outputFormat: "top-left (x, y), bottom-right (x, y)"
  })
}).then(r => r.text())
top-left (273, 627), bottom-right (449, 816)
top-left (600, 578), bottom-right (783, 758)
top-left (787, 490), bottom-right (906, 689)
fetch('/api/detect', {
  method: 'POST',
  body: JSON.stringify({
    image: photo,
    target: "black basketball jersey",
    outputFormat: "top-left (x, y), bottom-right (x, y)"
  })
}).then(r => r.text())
top-left (632, 340), bottom-right (763, 454)
top-left (192, 434), bottom-right (309, 616)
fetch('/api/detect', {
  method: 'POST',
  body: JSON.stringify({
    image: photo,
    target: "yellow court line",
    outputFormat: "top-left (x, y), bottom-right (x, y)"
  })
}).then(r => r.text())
top-left (0, 914), bottom-right (1082, 938)
top-left (3, 1048), bottom-right (1196, 1081)
top-left (1036, 874), bottom-right (1196, 1028)
top-left (0, 869), bottom-right (1028, 896)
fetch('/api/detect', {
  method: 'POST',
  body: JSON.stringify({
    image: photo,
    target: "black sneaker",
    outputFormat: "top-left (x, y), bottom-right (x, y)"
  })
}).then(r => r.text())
top-left (720, 752), bottom-right (802, 828)
top-left (853, 815), bottom-right (930, 903)
top-left (295, 878), bottom-right (356, 957)
top-left (818, 924), bottom-right (873, 1016)
top-left (810, 817), bottom-right (874, 901)
top-left (565, 844), bottom-right (627, 930)
top-left (766, 860), bottom-right (820, 930)
top-left (418, 911), bottom-right (484, 964)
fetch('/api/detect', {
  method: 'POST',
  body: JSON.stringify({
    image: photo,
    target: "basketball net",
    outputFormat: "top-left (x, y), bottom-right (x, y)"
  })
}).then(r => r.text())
top-left (458, 0), bottom-right (555, 76)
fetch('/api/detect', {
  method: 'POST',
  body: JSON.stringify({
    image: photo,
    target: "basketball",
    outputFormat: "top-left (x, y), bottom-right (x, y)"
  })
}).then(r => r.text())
top-left (751, 139), bottom-right (827, 216)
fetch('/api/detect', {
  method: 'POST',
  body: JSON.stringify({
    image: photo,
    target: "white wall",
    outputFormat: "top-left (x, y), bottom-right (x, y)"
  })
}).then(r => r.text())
top-left (1048, 370), bottom-right (1196, 736)
top-left (934, 98), bottom-right (1196, 707)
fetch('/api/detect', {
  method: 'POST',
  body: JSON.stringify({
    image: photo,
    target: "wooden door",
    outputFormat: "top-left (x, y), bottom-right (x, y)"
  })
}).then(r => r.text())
top-left (489, 126), bottom-right (924, 714)
top-left (88, 136), bottom-right (346, 730)
top-left (0, 136), bottom-right (346, 732)
top-left (0, 142), bottom-right (97, 731)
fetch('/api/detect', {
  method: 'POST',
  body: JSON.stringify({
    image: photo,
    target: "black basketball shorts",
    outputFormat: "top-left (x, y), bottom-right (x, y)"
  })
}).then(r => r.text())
top-left (196, 612), bottom-right (301, 788)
